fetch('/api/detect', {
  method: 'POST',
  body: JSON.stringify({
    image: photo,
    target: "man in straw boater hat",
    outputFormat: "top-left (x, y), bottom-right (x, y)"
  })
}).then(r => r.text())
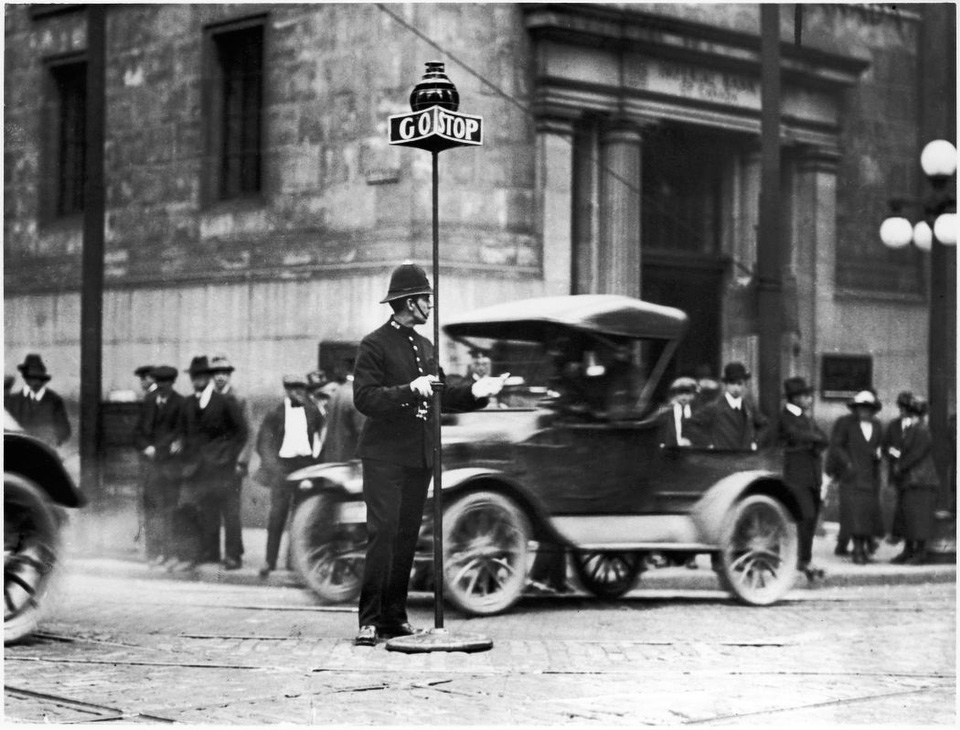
top-left (776, 376), bottom-right (829, 582)
top-left (351, 262), bottom-right (507, 646)
top-left (826, 389), bottom-right (885, 565)
top-left (6, 353), bottom-right (71, 448)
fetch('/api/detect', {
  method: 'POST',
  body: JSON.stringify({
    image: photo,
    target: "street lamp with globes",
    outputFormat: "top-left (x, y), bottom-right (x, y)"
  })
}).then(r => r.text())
top-left (879, 138), bottom-right (957, 563)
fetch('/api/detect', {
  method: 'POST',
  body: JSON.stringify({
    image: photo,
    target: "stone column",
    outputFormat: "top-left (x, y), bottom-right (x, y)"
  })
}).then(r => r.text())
top-left (793, 147), bottom-right (839, 388)
top-left (536, 117), bottom-right (576, 296)
top-left (599, 120), bottom-right (643, 298)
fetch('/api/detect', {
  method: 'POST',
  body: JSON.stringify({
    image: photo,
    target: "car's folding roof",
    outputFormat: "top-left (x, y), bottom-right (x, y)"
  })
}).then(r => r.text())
top-left (443, 295), bottom-right (688, 342)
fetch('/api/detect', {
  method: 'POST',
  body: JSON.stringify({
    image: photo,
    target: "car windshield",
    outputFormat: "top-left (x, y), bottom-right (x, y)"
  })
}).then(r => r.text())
top-left (447, 331), bottom-right (672, 418)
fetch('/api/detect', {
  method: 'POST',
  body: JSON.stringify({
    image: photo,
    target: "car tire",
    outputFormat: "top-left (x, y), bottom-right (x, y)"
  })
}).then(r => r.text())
top-left (715, 494), bottom-right (798, 606)
top-left (442, 491), bottom-right (531, 616)
top-left (4, 474), bottom-right (62, 645)
top-left (289, 493), bottom-right (365, 605)
top-left (572, 551), bottom-right (642, 599)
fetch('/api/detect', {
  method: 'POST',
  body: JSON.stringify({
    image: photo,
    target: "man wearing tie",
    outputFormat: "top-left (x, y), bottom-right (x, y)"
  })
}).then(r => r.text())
top-left (134, 365), bottom-right (185, 568)
top-left (5, 354), bottom-right (71, 449)
top-left (691, 362), bottom-right (767, 450)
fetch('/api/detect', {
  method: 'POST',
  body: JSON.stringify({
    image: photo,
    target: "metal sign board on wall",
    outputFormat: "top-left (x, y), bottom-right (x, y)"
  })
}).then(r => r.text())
top-left (820, 354), bottom-right (873, 400)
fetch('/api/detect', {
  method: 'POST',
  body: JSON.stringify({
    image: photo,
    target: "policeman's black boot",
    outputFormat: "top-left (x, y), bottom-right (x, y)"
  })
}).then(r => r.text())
top-left (851, 538), bottom-right (867, 565)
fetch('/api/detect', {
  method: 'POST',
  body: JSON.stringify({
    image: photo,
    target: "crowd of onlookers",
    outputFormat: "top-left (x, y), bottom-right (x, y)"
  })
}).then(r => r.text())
top-left (4, 349), bottom-right (950, 584)
top-left (654, 364), bottom-right (944, 575)
top-left (5, 351), bottom-right (363, 578)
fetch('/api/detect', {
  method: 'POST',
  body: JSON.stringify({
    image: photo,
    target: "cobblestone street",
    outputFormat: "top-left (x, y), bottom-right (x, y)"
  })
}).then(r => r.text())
top-left (4, 569), bottom-right (955, 725)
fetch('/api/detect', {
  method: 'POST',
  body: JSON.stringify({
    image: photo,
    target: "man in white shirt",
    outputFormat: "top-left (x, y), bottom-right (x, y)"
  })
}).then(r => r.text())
top-left (254, 375), bottom-right (324, 578)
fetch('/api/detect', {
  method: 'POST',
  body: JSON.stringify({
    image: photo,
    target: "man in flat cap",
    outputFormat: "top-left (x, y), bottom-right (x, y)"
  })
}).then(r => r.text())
top-left (690, 361), bottom-right (767, 451)
top-left (351, 263), bottom-right (507, 646)
top-left (168, 356), bottom-right (247, 572)
top-left (208, 353), bottom-right (251, 570)
top-left (6, 353), bottom-right (71, 449)
top-left (134, 365), bottom-right (185, 568)
top-left (776, 376), bottom-right (829, 581)
top-left (658, 376), bottom-right (701, 448)
top-left (134, 365), bottom-right (156, 398)
top-left (254, 374), bottom-right (324, 578)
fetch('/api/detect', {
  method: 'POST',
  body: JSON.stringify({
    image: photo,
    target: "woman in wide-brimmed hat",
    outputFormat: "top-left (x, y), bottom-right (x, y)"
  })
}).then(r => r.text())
top-left (826, 390), bottom-right (885, 564)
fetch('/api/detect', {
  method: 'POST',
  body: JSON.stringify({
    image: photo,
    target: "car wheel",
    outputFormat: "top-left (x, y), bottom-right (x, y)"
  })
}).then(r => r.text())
top-left (572, 551), bottom-right (642, 599)
top-left (4, 475), bottom-right (61, 645)
top-left (289, 494), bottom-right (365, 604)
top-left (716, 494), bottom-right (798, 606)
top-left (442, 491), bottom-right (530, 616)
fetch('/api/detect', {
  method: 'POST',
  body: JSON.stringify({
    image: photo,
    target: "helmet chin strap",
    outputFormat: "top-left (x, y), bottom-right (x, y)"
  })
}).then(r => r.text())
top-left (412, 298), bottom-right (428, 320)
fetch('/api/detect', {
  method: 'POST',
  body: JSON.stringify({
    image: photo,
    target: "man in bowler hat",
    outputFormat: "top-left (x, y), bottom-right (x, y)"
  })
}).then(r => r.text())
top-left (255, 374), bottom-right (324, 578)
top-left (6, 354), bottom-right (71, 448)
top-left (134, 365), bottom-right (185, 568)
top-left (352, 263), bottom-right (507, 646)
top-left (169, 356), bottom-right (247, 572)
top-left (690, 362), bottom-right (767, 450)
top-left (776, 376), bottom-right (829, 582)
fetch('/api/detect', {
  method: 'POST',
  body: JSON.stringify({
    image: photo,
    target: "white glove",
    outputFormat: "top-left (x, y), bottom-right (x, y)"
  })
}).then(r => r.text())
top-left (410, 375), bottom-right (438, 397)
top-left (472, 373), bottom-right (510, 399)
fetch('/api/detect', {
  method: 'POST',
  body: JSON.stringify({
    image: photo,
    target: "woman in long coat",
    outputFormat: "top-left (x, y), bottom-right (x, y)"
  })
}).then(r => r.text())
top-left (891, 396), bottom-right (940, 565)
top-left (827, 390), bottom-right (885, 564)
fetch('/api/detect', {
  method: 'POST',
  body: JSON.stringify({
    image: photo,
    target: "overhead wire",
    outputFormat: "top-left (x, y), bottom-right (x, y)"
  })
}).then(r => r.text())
top-left (374, 2), bottom-right (755, 277)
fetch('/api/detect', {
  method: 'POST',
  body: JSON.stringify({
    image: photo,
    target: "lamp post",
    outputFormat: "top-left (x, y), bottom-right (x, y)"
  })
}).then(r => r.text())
top-left (879, 138), bottom-right (957, 563)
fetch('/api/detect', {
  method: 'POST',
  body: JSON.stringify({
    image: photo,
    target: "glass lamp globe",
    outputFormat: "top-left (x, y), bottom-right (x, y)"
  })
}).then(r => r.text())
top-left (913, 221), bottom-right (932, 251)
top-left (920, 140), bottom-right (958, 179)
top-left (879, 216), bottom-right (914, 248)
top-left (933, 213), bottom-right (957, 245)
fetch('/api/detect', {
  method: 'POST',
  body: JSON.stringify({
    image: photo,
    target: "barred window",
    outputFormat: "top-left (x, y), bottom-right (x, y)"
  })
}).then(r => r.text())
top-left (203, 19), bottom-right (264, 203)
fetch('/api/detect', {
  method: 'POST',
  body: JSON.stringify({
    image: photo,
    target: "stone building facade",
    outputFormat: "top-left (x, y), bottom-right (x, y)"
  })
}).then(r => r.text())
top-left (5, 4), bottom-right (956, 467)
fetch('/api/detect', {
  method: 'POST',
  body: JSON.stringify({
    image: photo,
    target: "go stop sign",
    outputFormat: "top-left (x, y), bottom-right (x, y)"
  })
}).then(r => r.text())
top-left (389, 106), bottom-right (483, 153)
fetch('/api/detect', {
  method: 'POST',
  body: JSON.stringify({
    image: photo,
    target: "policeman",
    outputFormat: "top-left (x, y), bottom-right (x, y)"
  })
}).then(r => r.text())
top-left (352, 263), bottom-right (506, 646)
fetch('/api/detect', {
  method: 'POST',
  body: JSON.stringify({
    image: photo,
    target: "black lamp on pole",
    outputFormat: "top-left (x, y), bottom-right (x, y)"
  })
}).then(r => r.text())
top-left (879, 138), bottom-right (957, 563)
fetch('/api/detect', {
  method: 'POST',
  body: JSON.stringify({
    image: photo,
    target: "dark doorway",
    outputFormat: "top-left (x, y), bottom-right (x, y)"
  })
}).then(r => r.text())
top-left (641, 252), bottom-right (726, 386)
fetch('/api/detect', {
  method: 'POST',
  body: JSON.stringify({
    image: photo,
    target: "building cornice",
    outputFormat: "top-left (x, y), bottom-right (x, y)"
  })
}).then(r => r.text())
top-left (522, 3), bottom-right (870, 91)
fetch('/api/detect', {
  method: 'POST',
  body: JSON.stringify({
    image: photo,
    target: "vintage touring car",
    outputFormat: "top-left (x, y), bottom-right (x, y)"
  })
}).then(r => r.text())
top-left (4, 413), bottom-right (86, 643)
top-left (287, 295), bottom-right (807, 616)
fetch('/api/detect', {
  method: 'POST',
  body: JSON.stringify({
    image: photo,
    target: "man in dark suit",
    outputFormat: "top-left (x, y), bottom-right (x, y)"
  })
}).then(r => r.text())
top-left (5, 354), bottom-right (71, 449)
top-left (208, 354), bottom-right (251, 570)
top-left (255, 374), bottom-right (324, 578)
top-left (776, 376), bottom-right (829, 582)
top-left (690, 362), bottom-right (767, 450)
top-left (352, 263), bottom-right (507, 646)
top-left (169, 356), bottom-right (247, 572)
top-left (320, 364), bottom-right (366, 463)
top-left (134, 365), bottom-right (185, 568)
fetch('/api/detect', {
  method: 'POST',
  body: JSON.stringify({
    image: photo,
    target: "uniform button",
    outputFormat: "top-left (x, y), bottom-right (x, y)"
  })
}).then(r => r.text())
top-left (413, 345), bottom-right (418, 351)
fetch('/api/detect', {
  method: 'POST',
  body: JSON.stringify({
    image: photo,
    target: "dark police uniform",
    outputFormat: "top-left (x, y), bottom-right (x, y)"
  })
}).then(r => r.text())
top-left (353, 316), bottom-right (486, 634)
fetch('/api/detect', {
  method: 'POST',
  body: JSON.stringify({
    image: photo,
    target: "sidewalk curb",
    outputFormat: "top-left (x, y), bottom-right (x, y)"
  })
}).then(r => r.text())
top-left (65, 552), bottom-right (955, 596)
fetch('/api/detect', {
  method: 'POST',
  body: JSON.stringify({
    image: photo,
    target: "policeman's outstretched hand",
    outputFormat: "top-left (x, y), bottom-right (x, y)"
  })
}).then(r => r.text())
top-left (410, 375), bottom-right (439, 397)
top-left (472, 373), bottom-right (510, 399)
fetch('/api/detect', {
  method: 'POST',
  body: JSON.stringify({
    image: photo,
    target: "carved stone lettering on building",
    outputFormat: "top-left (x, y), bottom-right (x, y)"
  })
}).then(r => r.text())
top-left (649, 61), bottom-right (759, 108)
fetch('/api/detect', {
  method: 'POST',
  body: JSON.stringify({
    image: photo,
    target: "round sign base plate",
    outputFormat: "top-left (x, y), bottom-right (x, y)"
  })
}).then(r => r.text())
top-left (385, 628), bottom-right (493, 654)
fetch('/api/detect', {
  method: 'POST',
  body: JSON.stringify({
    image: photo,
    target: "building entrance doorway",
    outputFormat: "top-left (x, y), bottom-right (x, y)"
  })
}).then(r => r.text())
top-left (641, 253), bottom-right (726, 387)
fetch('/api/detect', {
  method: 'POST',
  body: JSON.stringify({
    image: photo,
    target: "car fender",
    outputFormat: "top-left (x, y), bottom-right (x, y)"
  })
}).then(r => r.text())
top-left (691, 470), bottom-right (803, 546)
top-left (3, 432), bottom-right (86, 508)
top-left (286, 460), bottom-right (363, 496)
top-left (430, 467), bottom-right (560, 543)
